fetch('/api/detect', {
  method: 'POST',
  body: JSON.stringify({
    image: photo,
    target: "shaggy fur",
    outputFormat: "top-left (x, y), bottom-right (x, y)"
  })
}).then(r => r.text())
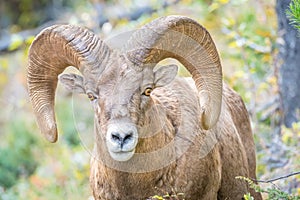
top-left (88, 77), bottom-right (262, 200)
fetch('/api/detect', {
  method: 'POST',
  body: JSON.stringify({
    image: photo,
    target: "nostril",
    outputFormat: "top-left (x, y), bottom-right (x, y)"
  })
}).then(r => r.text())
top-left (123, 133), bottom-right (133, 143)
top-left (110, 131), bottom-right (135, 147)
top-left (111, 132), bottom-right (121, 143)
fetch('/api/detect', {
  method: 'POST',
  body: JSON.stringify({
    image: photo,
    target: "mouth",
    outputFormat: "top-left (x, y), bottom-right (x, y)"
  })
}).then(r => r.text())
top-left (108, 149), bottom-right (135, 162)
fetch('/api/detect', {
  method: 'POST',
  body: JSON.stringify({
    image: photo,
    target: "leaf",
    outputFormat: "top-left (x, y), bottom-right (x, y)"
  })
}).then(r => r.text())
top-left (25, 35), bottom-right (35, 45)
top-left (218, 0), bottom-right (229, 4)
top-left (222, 17), bottom-right (236, 27)
top-left (151, 195), bottom-right (164, 200)
top-left (244, 193), bottom-right (254, 200)
top-left (209, 2), bottom-right (220, 12)
top-left (267, 76), bottom-right (277, 85)
top-left (228, 41), bottom-right (238, 48)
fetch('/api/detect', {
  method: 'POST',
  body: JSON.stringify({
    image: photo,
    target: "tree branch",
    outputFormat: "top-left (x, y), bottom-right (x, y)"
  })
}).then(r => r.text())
top-left (253, 171), bottom-right (300, 183)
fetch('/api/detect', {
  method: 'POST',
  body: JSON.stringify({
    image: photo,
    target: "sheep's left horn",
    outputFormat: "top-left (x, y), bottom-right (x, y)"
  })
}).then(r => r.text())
top-left (27, 25), bottom-right (111, 142)
top-left (125, 15), bottom-right (222, 130)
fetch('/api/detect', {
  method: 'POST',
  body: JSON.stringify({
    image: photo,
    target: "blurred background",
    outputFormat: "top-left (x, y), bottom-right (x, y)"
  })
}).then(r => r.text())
top-left (0, 0), bottom-right (299, 199)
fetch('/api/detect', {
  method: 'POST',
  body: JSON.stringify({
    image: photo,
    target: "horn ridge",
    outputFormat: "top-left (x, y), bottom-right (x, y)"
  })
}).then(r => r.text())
top-left (125, 15), bottom-right (223, 129)
top-left (27, 24), bottom-right (111, 142)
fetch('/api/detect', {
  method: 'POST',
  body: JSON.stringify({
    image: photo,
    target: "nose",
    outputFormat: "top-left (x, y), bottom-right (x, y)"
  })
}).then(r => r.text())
top-left (111, 131), bottom-right (133, 147)
top-left (106, 121), bottom-right (138, 154)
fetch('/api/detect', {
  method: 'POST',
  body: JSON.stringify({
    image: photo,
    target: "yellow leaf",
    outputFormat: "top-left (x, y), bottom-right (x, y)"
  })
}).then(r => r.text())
top-left (256, 29), bottom-right (271, 38)
top-left (222, 17), bottom-right (236, 27)
top-left (0, 73), bottom-right (8, 86)
top-left (209, 2), bottom-right (220, 12)
top-left (117, 18), bottom-right (129, 26)
top-left (262, 54), bottom-right (271, 62)
top-left (218, 0), bottom-right (229, 4)
top-left (292, 121), bottom-right (300, 131)
top-left (267, 76), bottom-right (277, 85)
top-left (266, 7), bottom-right (275, 18)
top-left (234, 70), bottom-right (245, 78)
top-left (229, 41), bottom-right (238, 48)
top-left (26, 35), bottom-right (35, 45)
top-left (250, 68), bottom-right (256, 74)
top-left (0, 58), bottom-right (8, 70)
top-left (258, 82), bottom-right (268, 91)
top-left (151, 195), bottom-right (164, 200)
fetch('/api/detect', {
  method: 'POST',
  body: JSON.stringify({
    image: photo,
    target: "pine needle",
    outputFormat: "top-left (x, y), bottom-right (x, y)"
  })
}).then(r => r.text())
top-left (287, 0), bottom-right (300, 32)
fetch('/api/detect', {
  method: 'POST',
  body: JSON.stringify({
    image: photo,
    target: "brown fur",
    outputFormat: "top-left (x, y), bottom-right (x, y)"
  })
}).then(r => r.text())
top-left (89, 77), bottom-right (262, 200)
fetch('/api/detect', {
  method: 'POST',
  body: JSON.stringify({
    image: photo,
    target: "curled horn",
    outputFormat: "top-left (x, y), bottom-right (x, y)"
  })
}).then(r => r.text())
top-left (27, 25), bottom-right (111, 142)
top-left (125, 15), bottom-right (223, 129)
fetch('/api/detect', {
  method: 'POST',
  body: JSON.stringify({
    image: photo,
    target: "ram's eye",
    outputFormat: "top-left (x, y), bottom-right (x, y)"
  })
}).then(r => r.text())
top-left (143, 87), bottom-right (153, 96)
top-left (87, 93), bottom-right (96, 101)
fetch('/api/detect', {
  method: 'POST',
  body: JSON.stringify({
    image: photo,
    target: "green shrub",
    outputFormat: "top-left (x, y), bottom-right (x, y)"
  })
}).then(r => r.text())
top-left (237, 176), bottom-right (300, 200)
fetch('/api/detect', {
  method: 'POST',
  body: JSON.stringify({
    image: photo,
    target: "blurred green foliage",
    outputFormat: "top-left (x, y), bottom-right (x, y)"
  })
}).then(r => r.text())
top-left (0, 118), bottom-right (38, 189)
top-left (57, 100), bottom-right (81, 147)
top-left (0, 0), bottom-right (78, 31)
top-left (0, 0), bottom-right (299, 199)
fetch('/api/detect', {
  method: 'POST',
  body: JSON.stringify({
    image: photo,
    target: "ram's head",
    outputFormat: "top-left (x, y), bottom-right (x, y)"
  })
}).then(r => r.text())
top-left (27, 16), bottom-right (222, 162)
top-left (59, 56), bottom-right (178, 161)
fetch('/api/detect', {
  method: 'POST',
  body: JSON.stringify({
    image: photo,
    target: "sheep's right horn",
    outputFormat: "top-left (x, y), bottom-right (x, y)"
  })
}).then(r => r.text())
top-left (27, 25), bottom-right (111, 142)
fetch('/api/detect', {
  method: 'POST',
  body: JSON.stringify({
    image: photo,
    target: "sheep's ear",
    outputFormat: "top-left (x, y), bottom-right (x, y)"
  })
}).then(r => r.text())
top-left (154, 64), bottom-right (178, 87)
top-left (59, 73), bottom-right (85, 94)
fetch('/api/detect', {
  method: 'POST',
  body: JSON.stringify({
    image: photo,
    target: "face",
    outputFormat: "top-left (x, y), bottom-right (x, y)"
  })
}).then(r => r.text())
top-left (59, 57), bottom-right (178, 162)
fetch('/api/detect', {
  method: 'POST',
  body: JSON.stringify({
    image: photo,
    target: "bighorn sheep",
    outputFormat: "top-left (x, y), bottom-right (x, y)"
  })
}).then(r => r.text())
top-left (27, 15), bottom-right (262, 199)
